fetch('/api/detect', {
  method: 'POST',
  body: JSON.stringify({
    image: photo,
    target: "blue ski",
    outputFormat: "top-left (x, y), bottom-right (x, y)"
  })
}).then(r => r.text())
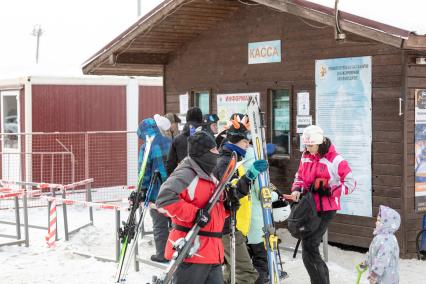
top-left (247, 96), bottom-right (282, 284)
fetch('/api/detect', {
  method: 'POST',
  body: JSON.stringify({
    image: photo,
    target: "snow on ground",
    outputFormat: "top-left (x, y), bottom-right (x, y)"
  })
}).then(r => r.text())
top-left (1, 203), bottom-right (425, 284)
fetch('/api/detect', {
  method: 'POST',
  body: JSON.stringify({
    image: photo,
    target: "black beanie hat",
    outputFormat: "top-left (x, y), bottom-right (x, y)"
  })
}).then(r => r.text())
top-left (188, 131), bottom-right (217, 158)
top-left (186, 107), bottom-right (203, 123)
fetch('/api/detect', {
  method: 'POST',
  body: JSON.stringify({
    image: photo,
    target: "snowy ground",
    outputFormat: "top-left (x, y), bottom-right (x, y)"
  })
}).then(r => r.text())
top-left (1, 203), bottom-right (424, 284)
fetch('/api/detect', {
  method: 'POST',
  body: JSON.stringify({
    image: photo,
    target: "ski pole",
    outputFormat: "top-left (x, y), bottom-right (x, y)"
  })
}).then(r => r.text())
top-left (228, 184), bottom-right (237, 284)
top-left (276, 240), bottom-right (285, 276)
top-left (120, 170), bottom-right (160, 280)
top-left (355, 263), bottom-right (368, 284)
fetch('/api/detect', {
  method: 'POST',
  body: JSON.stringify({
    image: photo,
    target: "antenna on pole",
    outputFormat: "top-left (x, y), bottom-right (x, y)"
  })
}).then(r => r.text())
top-left (31, 24), bottom-right (43, 64)
top-left (334, 0), bottom-right (346, 41)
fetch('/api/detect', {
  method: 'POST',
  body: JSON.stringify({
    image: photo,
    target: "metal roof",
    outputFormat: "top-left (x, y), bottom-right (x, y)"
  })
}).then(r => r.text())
top-left (82, 0), bottom-right (426, 76)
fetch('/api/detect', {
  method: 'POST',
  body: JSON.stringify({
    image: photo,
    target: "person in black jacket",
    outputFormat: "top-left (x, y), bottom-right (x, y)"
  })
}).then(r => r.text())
top-left (213, 116), bottom-right (268, 284)
top-left (166, 107), bottom-right (203, 175)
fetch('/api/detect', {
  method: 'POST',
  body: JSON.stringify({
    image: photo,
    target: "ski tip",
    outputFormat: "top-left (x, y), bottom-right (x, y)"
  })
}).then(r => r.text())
top-left (231, 151), bottom-right (237, 160)
top-left (247, 95), bottom-right (258, 106)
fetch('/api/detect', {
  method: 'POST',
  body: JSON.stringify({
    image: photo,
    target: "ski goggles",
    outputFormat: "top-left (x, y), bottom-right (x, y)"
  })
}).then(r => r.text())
top-left (227, 130), bottom-right (251, 141)
top-left (204, 114), bottom-right (219, 123)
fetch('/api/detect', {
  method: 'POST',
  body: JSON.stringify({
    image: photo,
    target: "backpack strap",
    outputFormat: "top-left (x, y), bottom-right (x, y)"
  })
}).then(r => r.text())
top-left (172, 223), bottom-right (222, 238)
top-left (293, 238), bottom-right (302, 259)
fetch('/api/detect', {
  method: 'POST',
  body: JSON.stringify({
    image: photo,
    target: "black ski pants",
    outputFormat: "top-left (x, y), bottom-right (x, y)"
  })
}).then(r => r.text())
top-left (247, 242), bottom-right (269, 284)
top-left (301, 210), bottom-right (336, 284)
top-left (173, 263), bottom-right (223, 284)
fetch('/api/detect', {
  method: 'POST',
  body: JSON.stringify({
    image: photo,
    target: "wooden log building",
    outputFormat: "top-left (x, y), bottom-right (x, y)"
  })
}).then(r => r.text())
top-left (82, 0), bottom-right (426, 258)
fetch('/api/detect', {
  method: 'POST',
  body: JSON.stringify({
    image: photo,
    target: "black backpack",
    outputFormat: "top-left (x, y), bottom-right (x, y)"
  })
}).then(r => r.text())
top-left (287, 191), bottom-right (321, 240)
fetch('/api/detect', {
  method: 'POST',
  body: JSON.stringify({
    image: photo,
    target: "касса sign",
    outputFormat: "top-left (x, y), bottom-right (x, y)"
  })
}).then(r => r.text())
top-left (248, 40), bottom-right (281, 64)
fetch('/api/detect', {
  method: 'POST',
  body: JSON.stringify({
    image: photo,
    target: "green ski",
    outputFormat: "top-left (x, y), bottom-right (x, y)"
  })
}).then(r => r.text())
top-left (115, 135), bottom-right (154, 282)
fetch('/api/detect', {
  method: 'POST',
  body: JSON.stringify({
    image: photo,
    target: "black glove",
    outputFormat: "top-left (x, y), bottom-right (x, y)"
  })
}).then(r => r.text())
top-left (310, 182), bottom-right (331, 197)
top-left (195, 208), bottom-right (210, 228)
top-left (228, 194), bottom-right (240, 212)
top-left (323, 186), bottom-right (331, 196)
top-left (225, 184), bottom-right (240, 211)
top-left (140, 190), bottom-right (147, 202)
top-left (128, 190), bottom-right (146, 206)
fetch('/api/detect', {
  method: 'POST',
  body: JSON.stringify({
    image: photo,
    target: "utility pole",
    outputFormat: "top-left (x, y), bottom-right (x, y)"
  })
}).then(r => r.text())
top-left (137, 0), bottom-right (141, 17)
top-left (31, 25), bottom-right (43, 64)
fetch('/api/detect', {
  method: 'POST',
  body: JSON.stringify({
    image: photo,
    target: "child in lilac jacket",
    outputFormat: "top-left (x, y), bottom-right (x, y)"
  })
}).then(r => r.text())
top-left (364, 205), bottom-right (400, 284)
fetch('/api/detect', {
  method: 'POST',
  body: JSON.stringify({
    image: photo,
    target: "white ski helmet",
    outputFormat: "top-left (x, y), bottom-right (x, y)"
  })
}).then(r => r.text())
top-left (302, 125), bottom-right (324, 145)
top-left (273, 203), bottom-right (291, 223)
top-left (154, 114), bottom-right (171, 131)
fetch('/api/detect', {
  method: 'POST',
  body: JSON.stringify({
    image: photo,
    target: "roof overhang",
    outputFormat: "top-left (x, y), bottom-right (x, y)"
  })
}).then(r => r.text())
top-left (83, 0), bottom-right (426, 76)
top-left (82, 0), bottom-right (241, 76)
top-left (255, 0), bottom-right (410, 47)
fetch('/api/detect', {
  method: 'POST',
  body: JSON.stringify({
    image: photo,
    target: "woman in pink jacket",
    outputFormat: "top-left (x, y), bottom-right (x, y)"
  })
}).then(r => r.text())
top-left (291, 125), bottom-right (356, 284)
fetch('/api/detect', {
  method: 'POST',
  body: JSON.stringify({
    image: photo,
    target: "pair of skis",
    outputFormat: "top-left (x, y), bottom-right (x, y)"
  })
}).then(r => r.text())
top-left (115, 135), bottom-right (155, 283)
top-left (152, 152), bottom-right (240, 284)
top-left (247, 96), bottom-right (283, 284)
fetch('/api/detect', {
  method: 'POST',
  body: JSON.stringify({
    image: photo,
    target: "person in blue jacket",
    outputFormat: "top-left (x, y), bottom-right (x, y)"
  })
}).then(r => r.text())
top-left (245, 145), bottom-right (289, 283)
top-left (137, 117), bottom-right (171, 263)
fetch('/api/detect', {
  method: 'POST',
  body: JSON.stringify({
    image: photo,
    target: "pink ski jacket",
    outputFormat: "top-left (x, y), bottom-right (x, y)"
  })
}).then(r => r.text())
top-left (291, 144), bottom-right (356, 212)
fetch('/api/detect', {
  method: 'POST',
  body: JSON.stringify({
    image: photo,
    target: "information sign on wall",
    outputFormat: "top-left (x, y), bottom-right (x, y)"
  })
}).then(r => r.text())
top-left (217, 93), bottom-right (260, 130)
top-left (415, 89), bottom-right (426, 212)
top-left (316, 56), bottom-right (372, 217)
top-left (179, 93), bottom-right (188, 115)
top-left (297, 92), bottom-right (310, 116)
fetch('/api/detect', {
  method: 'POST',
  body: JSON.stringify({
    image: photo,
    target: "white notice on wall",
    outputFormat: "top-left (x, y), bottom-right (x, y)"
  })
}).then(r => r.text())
top-left (315, 56), bottom-right (372, 217)
top-left (179, 93), bottom-right (188, 114)
top-left (296, 115), bottom-right (312, 133)
top-left (297, 92), bottom-right (310, 116)
top-left (217, 93), bottom-right (260, 131)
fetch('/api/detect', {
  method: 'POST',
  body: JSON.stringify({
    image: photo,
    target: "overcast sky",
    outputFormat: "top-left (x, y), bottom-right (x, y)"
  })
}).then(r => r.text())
top-left (0, 0), bottom-right (424, 78)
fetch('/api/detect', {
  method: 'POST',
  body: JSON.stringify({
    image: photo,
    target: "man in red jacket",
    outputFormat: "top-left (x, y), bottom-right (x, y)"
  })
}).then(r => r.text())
top-left (156, 131), bottom-right (226, 284)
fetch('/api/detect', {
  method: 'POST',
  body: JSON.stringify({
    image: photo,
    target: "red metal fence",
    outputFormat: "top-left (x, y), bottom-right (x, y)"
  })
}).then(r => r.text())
top-left (0, 131), bottom-right (139, 208)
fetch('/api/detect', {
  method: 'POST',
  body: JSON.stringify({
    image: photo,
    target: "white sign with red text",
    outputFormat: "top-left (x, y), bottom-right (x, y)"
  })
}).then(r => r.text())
top-left (217, 93), bottom-right (260, 130)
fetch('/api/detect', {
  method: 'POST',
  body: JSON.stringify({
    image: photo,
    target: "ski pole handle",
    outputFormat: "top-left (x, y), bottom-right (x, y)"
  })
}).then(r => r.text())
top-left (355, 263), bottom-right (368, 284)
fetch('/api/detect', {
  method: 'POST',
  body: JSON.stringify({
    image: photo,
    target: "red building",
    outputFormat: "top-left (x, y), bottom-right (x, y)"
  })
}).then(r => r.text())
top-left (0, 75), bottom-right (163, 188)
